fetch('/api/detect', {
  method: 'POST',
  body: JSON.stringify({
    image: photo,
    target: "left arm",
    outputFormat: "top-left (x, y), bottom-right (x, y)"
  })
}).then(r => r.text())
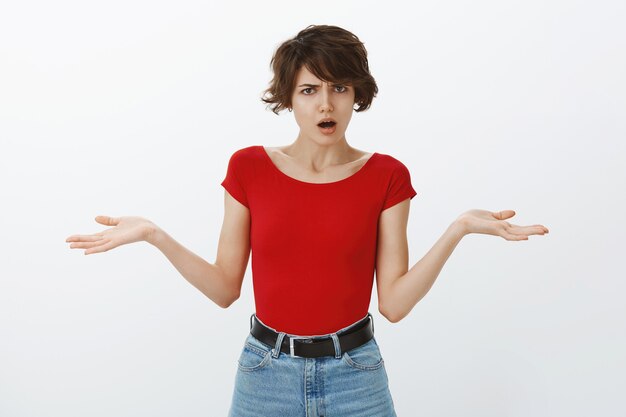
top-left (376, 205), bottom-right (549, 323)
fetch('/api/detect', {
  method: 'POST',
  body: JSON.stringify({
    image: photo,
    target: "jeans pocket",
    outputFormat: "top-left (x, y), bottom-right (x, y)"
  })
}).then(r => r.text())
top-left (341, 337), bottom-right (385, 371)
top-left (237, 334), bottom-right (273, 372)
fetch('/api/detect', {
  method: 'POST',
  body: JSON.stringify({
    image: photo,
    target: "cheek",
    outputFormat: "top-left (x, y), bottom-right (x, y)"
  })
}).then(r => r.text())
top-left (292, 112), bottom-right (310, 128)
top-left (291, 96), bottom-right (308, 112)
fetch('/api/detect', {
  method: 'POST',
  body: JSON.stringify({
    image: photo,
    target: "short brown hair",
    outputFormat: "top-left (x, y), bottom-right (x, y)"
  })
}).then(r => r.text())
top-left (261, 25), bottom-right (378, 115)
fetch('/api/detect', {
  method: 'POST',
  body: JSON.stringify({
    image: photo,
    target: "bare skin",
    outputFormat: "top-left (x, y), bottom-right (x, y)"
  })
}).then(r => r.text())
top-left (458, 209), bottom-right (548, 241)
top-left (263, 146), bottom-right (374, 184)
top-left (376, 207), bottom-right (549, 322)
top-left (65, 215), bottom-right (154, 255)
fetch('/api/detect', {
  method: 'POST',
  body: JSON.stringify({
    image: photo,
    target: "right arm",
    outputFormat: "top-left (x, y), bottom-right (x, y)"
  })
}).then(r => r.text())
top-left (66, 190), bottom-right (250, 309)
top-left (145, 190), bottom-right (250, 308)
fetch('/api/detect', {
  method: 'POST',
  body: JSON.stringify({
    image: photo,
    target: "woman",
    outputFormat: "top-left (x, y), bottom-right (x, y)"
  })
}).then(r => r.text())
top-left (66, 25), bottom-right (549, 417)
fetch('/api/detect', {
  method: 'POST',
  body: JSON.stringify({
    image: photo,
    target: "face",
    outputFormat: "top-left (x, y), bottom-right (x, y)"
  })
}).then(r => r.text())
top-left (290, 66), bottom-right (356, 145)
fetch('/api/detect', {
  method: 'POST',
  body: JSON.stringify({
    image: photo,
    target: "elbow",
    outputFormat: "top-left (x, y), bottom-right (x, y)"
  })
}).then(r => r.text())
top-left (379, 304), bottom-right (402, 324)
top-left (220, 289), bottom-right (240, 309)
top-left (387, 314), bottom-right (402, 324)
top-left (213, 264), bottom-right (242, 309)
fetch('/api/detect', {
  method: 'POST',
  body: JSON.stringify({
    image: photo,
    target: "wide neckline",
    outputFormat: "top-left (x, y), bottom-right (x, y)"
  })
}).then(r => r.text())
top-left (259, 145), bottom-right (378, 185)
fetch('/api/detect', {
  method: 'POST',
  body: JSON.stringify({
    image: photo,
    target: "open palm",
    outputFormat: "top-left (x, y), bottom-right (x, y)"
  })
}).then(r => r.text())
top-left (458, 209), bottom-right (549, 241)
top-left (65, 215), bottom-right (155, 255)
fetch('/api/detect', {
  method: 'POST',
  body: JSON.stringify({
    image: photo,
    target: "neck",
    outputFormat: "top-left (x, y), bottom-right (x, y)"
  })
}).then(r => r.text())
top-left (285, 135), bottom-right (356, 169)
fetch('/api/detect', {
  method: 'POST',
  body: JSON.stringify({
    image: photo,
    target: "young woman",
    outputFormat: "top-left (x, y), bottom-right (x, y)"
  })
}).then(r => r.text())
top-left (66, 25), bottom-right (549, 417)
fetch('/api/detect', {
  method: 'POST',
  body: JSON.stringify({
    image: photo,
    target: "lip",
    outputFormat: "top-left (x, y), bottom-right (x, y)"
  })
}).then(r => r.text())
top-left (317, 117), bottom-right (337, 125)
top-left (318, 123), bottom-right (337, 135)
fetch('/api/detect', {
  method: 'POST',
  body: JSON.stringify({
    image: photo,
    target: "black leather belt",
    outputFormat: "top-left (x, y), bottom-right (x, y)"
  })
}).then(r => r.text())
top-left (249, 313), bottom-right (375, 358)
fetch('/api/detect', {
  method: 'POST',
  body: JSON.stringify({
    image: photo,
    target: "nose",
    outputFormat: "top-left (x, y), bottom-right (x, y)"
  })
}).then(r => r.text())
top-left (319, 84), bottom-right (334, 113)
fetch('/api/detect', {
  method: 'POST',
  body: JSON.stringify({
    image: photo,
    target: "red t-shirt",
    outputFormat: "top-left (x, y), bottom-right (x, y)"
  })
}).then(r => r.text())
top-left (221, 145), bottom-right (417, 335)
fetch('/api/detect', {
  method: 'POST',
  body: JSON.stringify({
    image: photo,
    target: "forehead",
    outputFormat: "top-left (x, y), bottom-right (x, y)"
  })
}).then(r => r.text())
top-left (295, 66), bottom-right (322, 83)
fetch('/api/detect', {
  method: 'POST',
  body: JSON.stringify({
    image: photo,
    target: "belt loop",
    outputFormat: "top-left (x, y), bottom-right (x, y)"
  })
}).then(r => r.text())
top-left (330, 333), bottom-right (342, 359)
top-left (250, 313), bottom-right (255, 330)
top-left (368, 312), bottom-right (374, 334)
top-left (273, 332), bottom-right (286, 359)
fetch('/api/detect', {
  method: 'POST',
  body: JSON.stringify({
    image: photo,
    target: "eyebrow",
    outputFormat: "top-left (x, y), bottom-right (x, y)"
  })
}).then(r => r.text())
top-left (297, 83), bottom-right (345, 87)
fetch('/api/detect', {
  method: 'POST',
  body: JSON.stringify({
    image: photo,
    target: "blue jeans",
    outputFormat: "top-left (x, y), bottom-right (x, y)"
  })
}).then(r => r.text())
top-left (228, 312), bottom-right (397, 417)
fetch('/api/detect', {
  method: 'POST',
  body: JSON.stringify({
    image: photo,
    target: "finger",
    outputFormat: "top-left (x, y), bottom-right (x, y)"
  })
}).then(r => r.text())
top-left (501, 231), bottom-right (528, 241)
top-left (508, 225), bottom-right (548, 235)
top-left (95, 215), bottom-right (120, 226)
top-left (493, 210), bottom-right (516, 220)
top-left (69, 239), bottom-right (108, 249)
top-left (522, 224), bottom-right (549, 232)
top-left (85, 240), bottom-right (114, 255)
top-left (66, 234), bottom-right (105, 242)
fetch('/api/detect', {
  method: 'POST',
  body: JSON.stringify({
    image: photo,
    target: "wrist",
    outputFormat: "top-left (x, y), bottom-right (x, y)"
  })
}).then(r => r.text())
top-left (450, 218), bottom-right (469, 238)
top-left (144, 223), bottom-right (163, 246)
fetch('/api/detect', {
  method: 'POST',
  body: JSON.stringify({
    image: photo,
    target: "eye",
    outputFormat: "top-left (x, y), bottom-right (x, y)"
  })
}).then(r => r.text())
top-left (335, 85), bottom-right (347, 93)
top-left (301, 87), bottom-right (314, 95)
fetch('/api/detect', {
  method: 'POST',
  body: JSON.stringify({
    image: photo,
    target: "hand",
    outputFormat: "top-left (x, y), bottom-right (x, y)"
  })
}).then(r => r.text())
top-left (65, 215), bottom-right (156, 255)
top-left (456, 209), bottom-right (549, 241)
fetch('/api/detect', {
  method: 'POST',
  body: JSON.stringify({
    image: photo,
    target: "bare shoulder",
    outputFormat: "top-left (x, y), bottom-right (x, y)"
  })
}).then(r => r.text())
top-left (351, 148), bottom-right (375, 162)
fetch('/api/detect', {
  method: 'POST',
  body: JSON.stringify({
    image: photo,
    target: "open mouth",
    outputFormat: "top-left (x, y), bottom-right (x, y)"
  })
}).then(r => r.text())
top-left (317, 121), bottom-right (336, 128)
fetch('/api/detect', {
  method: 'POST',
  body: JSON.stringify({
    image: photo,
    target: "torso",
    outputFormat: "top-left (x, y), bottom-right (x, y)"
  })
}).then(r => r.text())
top-left (263, 146), bottom-right (375, 184)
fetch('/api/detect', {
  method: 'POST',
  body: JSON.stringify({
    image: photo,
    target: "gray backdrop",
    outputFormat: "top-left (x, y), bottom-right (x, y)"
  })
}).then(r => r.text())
top-left (1, 0), bottom-right (624, 416)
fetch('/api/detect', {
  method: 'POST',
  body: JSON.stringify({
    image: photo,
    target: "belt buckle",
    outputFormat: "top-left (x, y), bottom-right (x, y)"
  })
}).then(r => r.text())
top-left (289, 335), bottom-right (313, 358)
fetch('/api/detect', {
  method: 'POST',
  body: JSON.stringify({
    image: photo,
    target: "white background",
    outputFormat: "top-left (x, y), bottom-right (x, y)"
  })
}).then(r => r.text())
top-left (1, 0), bottom-right (625, 416)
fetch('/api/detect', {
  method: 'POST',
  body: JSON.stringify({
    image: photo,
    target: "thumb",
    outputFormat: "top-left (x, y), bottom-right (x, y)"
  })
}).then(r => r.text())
top-left (493, 210), bottom-right (516, 220)
top-left (95, 215), bottom-right (119, 226)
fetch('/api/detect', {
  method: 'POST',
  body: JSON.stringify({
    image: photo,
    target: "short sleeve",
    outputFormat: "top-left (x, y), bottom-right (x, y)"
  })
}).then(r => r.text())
top-left (220, 150), bottom-right (249, 208)
top-left (381, 162), bottom-right (418, 211)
